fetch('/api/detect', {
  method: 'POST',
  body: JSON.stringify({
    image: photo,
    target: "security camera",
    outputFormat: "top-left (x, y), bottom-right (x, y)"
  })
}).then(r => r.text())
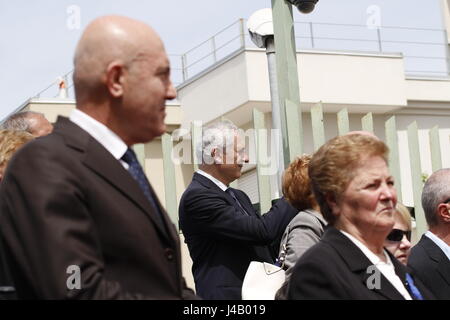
top-left (247, 8), bottom-right (274, 48)
top-left (287, 0), bottom-right (319, 14)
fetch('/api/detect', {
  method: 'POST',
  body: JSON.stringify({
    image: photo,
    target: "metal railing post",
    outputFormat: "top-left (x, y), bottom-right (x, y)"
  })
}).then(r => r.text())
top-left (181, 54), bottom-right (188, 82)
top-left (211, 36), bottom-right (217, 63)
top-left (443, 30), bottom-right (450, 76)
top-left (239, 18), bottom-right (246, 48)
top-left (309, 22), bottom-right (315, 48)
top-left (377, 28), bottom-right (383, 52)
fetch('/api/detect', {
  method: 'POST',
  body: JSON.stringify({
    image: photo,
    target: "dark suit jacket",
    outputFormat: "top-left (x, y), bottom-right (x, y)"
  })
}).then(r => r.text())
top-left (179, 172), bottom-right (297, 300)
top-left (0, 235), bottom-right (16, 300)
top-left (408, 234), bottom-right (450, 299)
top-left (287, 227), bottom-right (434, 300)
top-left (0, 117), bottom-right (196, 299)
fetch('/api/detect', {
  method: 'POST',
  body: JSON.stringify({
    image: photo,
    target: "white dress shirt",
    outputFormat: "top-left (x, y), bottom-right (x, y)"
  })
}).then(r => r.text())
top-left (69, 109), bottom-right (129, 169)
top-left (425, 230), bottom-right (450, 261)
top-left (340, 230), bottom-right (412, 300)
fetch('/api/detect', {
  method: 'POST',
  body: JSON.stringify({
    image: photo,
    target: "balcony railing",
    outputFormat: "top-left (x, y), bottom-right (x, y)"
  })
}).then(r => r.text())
top-left (175, 19), bottom-right (450, 85)
top-left (29, 19), bottom-right (450, 102)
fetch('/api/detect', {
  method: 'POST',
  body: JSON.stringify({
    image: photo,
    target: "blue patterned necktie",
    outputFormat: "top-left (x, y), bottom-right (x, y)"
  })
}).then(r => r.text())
top-left (405, 273), bottom-right (424, 300)
top-left (121, 148), bottom-right (165, 228)
top-left (226, 188), bottom-right (249, 216)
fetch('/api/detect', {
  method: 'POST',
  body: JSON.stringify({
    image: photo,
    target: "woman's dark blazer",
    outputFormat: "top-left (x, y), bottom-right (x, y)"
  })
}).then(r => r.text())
top-left (287, 227), bottom-right (434, 300)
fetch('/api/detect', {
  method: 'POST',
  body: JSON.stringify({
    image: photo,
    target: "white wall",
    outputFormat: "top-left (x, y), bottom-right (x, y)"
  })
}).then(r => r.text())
top-left (177, 52), bottom-right (250, 129)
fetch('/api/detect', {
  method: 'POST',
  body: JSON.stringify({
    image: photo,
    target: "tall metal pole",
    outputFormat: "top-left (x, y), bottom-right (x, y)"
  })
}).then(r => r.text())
top-left (271, 0), bottom-right (303, 168)
top-left (265, 37), bottom-right (283, 196)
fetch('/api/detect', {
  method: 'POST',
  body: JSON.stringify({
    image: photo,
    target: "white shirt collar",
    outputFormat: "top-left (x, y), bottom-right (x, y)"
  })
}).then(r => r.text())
top-left (340, 230), bottom-right (388, 265)
top-left (425, 231), bottom-right (450, 260)
top-left (196, 169), bottom-right (228, 192)
top-left (340, 230), bottom-right (412, 300)
top-left (69, 109), bottom-right (128, 162)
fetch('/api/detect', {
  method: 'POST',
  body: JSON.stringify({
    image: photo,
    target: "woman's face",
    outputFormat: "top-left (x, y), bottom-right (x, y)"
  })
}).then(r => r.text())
top-left (384, 217), bottom-right (411, 265)
top-left (333, 155), bottom-right (397, 237)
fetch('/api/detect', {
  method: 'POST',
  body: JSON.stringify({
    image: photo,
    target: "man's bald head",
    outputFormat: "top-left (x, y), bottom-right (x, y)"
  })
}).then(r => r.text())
top-left (73, 15), bottom-right (164, 105)
top-left (72, 15), bottom-right (176, 145)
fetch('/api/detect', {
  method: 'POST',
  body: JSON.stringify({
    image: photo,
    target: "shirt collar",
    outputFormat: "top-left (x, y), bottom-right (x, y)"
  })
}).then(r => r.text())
top-left (425, 231), bottom-right (450, 260)
top-left (340, 230), bottom-right (412, 300)
top-left (197, 169), bottom-right (228, 192)
top-left (340, 230), bottom-right (392, 266)
top-left (69, 109), bottom-right (128, 161)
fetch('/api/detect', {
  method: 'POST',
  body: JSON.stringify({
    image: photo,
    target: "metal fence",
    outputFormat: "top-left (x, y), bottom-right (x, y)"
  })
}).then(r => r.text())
top-left (157, 105), bottom-right (445, 242)
top-left (24, 19), bottom-right (450, 103)
top-left (176, 19), bottom-right (450, 84)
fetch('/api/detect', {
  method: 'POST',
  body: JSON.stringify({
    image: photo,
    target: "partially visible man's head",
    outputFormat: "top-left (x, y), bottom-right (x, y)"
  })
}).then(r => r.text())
top-left (73, 15), bottom-right (176, 146)
top-left (1, 111), bottom-right (53, 137)
top-left (0, 130), bottom-right (35, 181)
top-left (421, 168), bottom-right (450, 228)
top-left (198, 120), bottom-right (248, 185)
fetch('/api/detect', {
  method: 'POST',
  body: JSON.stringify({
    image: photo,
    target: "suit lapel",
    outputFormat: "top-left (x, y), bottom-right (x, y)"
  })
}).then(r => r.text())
top-left (147, 182), bottom-right (179, 243)
top-left (55, 117), bottom-right (173, 244)
top-left (422, 236), bottom-right (450, 286)
top-left (230, 188), bottom-right (259, 218)
top-left (193, 173), bottom-right (257, 218)
top-left (437, 260), bottom-right (450, 286)
top-left (324, 227), bottom-right (405, 300)
top-left (193, 173), bottom-right (236, 207)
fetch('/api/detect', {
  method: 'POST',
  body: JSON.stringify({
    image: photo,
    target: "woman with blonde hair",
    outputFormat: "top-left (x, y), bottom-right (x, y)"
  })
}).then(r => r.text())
top-left (384, 203), bottom-right (412, 265)
top-left (0, 129), bottom-right (34, 300)
top-left (0, 130), bottom-right (34, 181)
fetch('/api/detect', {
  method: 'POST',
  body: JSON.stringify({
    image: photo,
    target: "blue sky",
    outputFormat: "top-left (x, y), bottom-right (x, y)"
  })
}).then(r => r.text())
top-left (0, 0), bottom-right (445, 121)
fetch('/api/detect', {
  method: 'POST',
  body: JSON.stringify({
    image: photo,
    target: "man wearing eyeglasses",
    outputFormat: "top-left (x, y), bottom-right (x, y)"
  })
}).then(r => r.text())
top-left (408, 168), bottom-right (450, 299)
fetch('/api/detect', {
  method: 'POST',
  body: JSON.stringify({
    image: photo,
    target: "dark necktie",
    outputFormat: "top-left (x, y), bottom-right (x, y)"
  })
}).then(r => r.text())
top-left (405, 273), bottom-right (424, 300)
top-left (121, 148), bottom-right (165, 228)
top-left (226, 188), bottom-right (249, 216)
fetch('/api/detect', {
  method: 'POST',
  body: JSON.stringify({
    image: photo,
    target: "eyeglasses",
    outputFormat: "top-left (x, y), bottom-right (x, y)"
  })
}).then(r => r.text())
top-left (443, 198), bottom-right (450, 204)
top-left (386, 229), bottom-right (411, 242)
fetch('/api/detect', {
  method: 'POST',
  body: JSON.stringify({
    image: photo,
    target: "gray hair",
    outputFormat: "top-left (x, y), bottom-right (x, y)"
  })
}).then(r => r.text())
top-left (0, 111), bottom-right (45, 133)
top-left (421, 168), bottom-right (450, 227)
top-left (196, 120), bottom-right (239, 165)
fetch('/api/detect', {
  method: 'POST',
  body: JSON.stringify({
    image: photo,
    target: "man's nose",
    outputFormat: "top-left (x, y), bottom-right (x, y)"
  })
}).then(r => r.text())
top-left (166, 82), bottom-right (177, 100)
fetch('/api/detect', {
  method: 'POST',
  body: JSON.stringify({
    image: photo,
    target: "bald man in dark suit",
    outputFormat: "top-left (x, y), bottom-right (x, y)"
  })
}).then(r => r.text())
top-left (0, 15), bottom-right (196, 300)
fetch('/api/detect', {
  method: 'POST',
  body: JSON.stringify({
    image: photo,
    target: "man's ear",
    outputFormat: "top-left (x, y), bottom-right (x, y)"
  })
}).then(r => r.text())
top-left (105, 61), bottom-right (125, 98)
top-left (325, 193), bottom-right (340, 216)
top-left (211, 148), bottom-right (222, 164)
top-left (437, 203), bottom-right (450, 223)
